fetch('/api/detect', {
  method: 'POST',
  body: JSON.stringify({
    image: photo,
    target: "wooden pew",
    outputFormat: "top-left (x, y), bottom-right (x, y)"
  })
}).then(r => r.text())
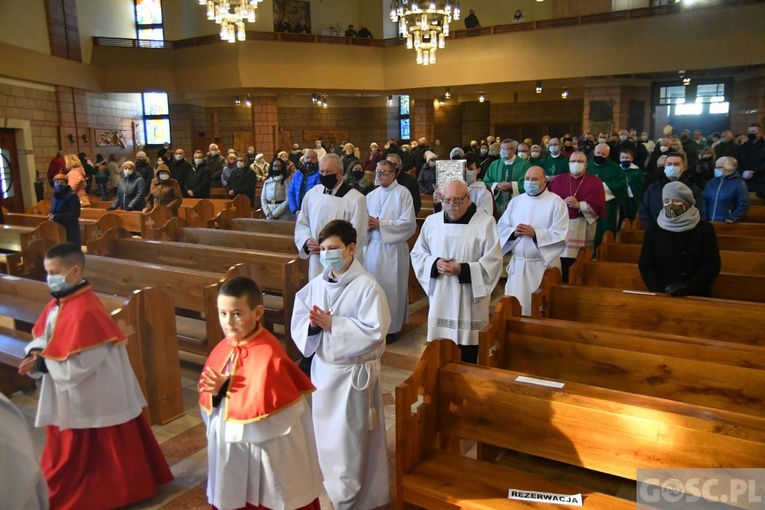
top-left (85, 229), bottom-right (305, 358)
top-left (630, 217), bottom-right (765, 237)
top-left (78, 205), bottom-right (173, 238)
top-left (0, 272), bottom-right (183, 425)
top-left (480, 296), bottom-right (765, 417)
top-left (620, 228), bottom-right (765, 252)
top-left (0, 222), bottom-right (65, 252)
top-left (211, 212), bottom-right (296, 235)
top-left (599, 232), bottom-right (765, 275)
top-left (180, 198), bottom-right (215, 227)
top-left (570, 253), bottom-right (765, 303)
top-left (155, 218), bottom-right (297, 255)
top-left (743, 205), bottom-right (765, 223)
top-left (531, 269), bottom-right (765, 346)
top-left (398, 340), bottom-right (765, 510)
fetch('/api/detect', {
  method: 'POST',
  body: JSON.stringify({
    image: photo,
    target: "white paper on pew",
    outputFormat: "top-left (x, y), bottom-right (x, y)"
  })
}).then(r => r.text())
top-left (515, 375), bottom-right (565, 389)
top-left (508, 489), bottom-right (582, 506)
top-left (622, 290), bottom-right (658, 296)
top-left (1, 275), bottom-right (20, 281)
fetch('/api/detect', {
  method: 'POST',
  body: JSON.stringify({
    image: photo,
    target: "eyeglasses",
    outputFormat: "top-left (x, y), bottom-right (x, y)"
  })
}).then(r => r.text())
top-left (443, 194), bottom-right (468, 205)
top-left (375, 170), bottom-right (394, 176)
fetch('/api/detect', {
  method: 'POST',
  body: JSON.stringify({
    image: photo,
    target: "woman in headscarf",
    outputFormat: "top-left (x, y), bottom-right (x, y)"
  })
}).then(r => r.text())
top-left (48, 173), bottom-right (81, 246)
top-left (143, 164), bottom-right (183, 216)
top-left (639, 181), bottom-right (721, 297)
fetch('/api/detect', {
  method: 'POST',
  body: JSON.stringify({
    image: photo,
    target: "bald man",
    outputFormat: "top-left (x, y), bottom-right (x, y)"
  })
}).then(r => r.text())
top-left (498, 167), bottom-right (569, 314)
top-left (205, 143), bottom-right (226, 187)
top-left (411, 180), bottom-right (502, 363)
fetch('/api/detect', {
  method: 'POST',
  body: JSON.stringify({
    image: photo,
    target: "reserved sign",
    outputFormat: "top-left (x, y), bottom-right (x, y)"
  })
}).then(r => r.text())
top-left (508, 489), bottom-right (583, 506)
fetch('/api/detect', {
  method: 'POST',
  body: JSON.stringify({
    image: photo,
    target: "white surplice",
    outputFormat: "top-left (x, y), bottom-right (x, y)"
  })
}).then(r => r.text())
top-left (291, 260), bottom-right (391, 510)
top-left (203, 396), bottom-right (324, 510)
top-left (363, 181), bottom-right (416, 334)
top-left (410, 208), bottom-right (503, 345)
top-left (295, 184), bottom-right (368, 279)
top-left (25, 306), bottom-right (146, 430)
top-left (562, 202), bottom-right (600, 258)
top-left (469, 181), bottom-right (495, 217)
top-left (498, 189), bottom-right (569, 315)
top-left (0, 393), bottom-right (49, 510)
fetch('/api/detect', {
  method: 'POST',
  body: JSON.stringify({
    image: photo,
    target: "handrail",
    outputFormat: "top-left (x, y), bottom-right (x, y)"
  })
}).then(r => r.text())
top-left (93, 0), bottom-right (762, 51)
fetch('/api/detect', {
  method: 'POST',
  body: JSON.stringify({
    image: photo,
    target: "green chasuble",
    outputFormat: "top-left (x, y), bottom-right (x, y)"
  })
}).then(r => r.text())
top-left (588, 158), bottom-right (629, 247)
top-left (483, 157), bottom-right (531, 215)
top-left (542, 154), bottom-right (570, 177)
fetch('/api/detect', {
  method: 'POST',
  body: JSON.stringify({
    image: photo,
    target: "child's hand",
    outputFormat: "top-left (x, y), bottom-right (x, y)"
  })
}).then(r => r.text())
top-left (308, 305), bottom-right (332, 331)
top-left (199, 367), bottom-right (229, 395)
top-left (18, 353), bottom-right (38, 376)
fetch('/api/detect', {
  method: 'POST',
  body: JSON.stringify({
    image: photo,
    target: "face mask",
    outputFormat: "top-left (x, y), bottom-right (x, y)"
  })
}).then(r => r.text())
top-left (641, 135), bottom-right (649, 142)
top-left (123, 169), bottom-right (134, 176)
top-left (47, 271), bottom-right (74, 294)
top-left (749, 133), bottom-right (758, 142)
top-left (211, 150), bottom-right (219, 157)
top-left (593, 155), bottom-right (606, 165)
top-left (659, 145), bottom-right (669, 153)
top-left (320, 248), bottom-right (347, 271)
top-left (159, 173), bottom-right (170, 181)
top-left (480, 148), bottom-right (488, 156)
top-left (465, 170), bottom-right (476, 184)
top-left (530, 152), bottom-right (541, 159)
top-left (247, 150), bottom-right (254, 155)
top-left (500, 149), bottom-right (509, 159)
top-left (319, 173), bottom-right (338, 189)
top-left (194, 158), bottom-right (203, 165)
top-left (517, 151), bottom-right (529, 160)
top-left (236, 162), bottom-right (245, 169)
top-left (700, 155), bottom-right (712, 160)
top-left (549, 146), bottom-right (560, 156)
top-left (619, 135), bottom-right (628, 142)
top-left (428, 160), bottom-right (436, 168)
top-left (620, 160), bottom-right (631, 170)
top-left (584, 141), bottom-right (594, 149)
top-left (402, 148), bottom-right (409, 153)
top-left (174, 154), bottom-right (183, 161)
top-left (525, 181), bottom-right (541, 196)
top-left (664, 203), bottom-right (688, 218)
top-left (680, 134), bottom-right (690, 142)
top-left (569, 162), bottom-right (585, 176)
top-left (664, 166), bottom-right (682, 180)
top-left (351, 170), bottom-right (365, 180)
top-left (54, 182), bottom-right (67, 193)
top-left (714, 169), bottom-right (724, 179)
top-left (598, 138), bottom-right (607, 144)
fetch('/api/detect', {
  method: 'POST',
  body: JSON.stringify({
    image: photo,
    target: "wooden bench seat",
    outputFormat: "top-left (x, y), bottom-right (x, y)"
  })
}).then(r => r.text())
top-left (0, 326), bottom-right (36, 396)
top-left (3, 213), bottom-right (98, 245)
top-left (0, 222), bottom-right (64, 252)
top-left (629, 217), bottom-right (765, 237)
top-left (87, 228), bottom-right (305, 358)
top-left (397, 340), bottom-right (765, 510)
top-left (154, 218), bottom-right (298, 255)
top-left (619, 228), bottom-right (765, 252)
top-left (78, 205), bottom-right (173, 238)
top-left (0, 272), bottom-right (183, 424)
top-left (480, 296), bottom-right (765, 416)
top-left (212, 212), bottom-right (296, 235)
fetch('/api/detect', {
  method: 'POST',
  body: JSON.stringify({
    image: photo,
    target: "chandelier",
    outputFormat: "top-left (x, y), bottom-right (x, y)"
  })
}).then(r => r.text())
top-left (390, 0), bottom-right (460, 65)
top-left (198, 0), bottom-right (263, 43)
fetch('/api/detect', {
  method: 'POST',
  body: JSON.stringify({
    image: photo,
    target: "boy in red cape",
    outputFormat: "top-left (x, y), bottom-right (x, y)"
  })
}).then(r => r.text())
top-left (199, 276), bottom-right (323, 510)
top-left (18, 242), bottom-right (173, 509)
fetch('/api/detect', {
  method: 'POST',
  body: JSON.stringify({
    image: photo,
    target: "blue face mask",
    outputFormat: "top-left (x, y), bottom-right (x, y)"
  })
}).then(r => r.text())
top-left (664, 166), bottom-right (682, 181)
top-left (500, 149), bottom-right (509, 160)
top-left (620, 160), bottom-right (631, 170)
top-left (46, 268), bottom-right (75, 294)
top-left (319, 248), bottom-right (347, 272)
top-left (524, 181), bottom-right (541, 196)
top-left (54, 182), bottom-right (67, 193)
top-left (714, 168), bottom-right (724, 179)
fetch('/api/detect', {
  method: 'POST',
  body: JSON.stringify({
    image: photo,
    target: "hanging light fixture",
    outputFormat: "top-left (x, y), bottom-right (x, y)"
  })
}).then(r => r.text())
top-left (561, 88), bottom-right (569, 99)
top-left (234, 95), bottom-right (241, 105)
top-left (387, 95), bottom-right (394, 107)
top-left (390, 0), bottom-right (460, 66)
top-left (478, 93), bottom-right (485, 103)
top-left (244, 95), bottom-right (252, 107)
top-left (444, 87), bottom-right (451, 99)
top-left (535, 81), bottom-right (542, 94)
top-left (198, 0), bottom-right (263, 43)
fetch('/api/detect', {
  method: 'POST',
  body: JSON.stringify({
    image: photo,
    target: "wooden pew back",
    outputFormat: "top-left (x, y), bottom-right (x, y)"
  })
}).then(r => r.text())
top-left (620, 228), bottom-right (765, 252)
top-left (230, 217), bottom-right (296, 236)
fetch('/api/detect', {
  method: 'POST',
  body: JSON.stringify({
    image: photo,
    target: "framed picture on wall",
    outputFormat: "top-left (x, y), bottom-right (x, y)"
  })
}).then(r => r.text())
top-left (94, 129), bottom-right (128, 148)
top-left (273, 0), bottom-right (311, 34)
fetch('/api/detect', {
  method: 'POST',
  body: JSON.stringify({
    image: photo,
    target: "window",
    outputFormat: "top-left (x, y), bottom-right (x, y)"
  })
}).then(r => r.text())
top-left (135, 0), bottom-right (164, 45)
top-left (399, 94), bottom-right (410, 141)
top-left (142, 92), bottom-right (171, 145)
top-left (659, 86), bottom-right (686, 106)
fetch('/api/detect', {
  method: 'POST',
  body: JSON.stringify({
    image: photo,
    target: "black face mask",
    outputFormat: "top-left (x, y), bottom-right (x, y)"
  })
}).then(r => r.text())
top-left (304, 162), bottom-right (317, 172)
top-left (584, 141), bottom-right (594, 150)
top-left (593, 155), bottom-right (606, 165)
top-left (749, 133), bottom-right (758, 142)
top-left (351, 170), bottom-right (365, 180)
top-left (319, 173), bottom-right (338, 189)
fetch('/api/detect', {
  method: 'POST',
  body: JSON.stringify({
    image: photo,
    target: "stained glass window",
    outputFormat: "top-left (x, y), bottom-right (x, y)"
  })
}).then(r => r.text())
top-left (400, 95), bottom-right (410, 116)
top-left (400, 119), bottom-right (410, 141)
top-left (142, 92), bottom-right (171, 145)
top-left (135, 0), bottom-right (163, 25)
top-left (143, 92), bottom-right (169, 115)
top-left (138, 28), bottom-right (164, 41)
top-left (145, 119), bottom-right (171, 145)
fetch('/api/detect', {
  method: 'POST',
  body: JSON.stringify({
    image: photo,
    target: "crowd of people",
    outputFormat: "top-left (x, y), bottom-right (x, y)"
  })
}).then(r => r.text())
top-left (13, 121), bottom-right (763, 509)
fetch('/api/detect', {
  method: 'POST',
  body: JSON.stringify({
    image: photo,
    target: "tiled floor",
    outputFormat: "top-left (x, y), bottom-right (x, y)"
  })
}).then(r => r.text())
top-left (8, 293), bottom-right (444, 509)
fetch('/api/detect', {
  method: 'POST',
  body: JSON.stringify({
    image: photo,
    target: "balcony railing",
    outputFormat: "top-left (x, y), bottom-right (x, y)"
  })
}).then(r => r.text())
top-left (93, 0), bottom-right (761, 51)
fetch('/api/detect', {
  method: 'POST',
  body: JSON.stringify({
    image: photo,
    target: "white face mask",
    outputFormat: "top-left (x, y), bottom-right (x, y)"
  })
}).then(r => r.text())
top-left (174, 154), bottom-right (183, 161)
top-left (530, 151), bottom-right (541, 159)
top-left (159, 173), bottom-right (170, 181)
top-left (210, 150), bottom-right (219, 157)
top-left (517, 151), bottom-right (529, 160)
top-left (465, 170), bottom-right (476, 184)
top-left (194, 158), bottom-right (203, 165)
top-left (236, 162), bottom-right (245, 169)
top-left (598, 138), bottom-right (607, 144)
top-left (569, 162), bottom-right (585, 176)
top-left (659, 145), bottom-right (669, 153)
top-left (319, 248), bottom-right (347, 271)
top-left (619, 135), bottom-right (628, 142)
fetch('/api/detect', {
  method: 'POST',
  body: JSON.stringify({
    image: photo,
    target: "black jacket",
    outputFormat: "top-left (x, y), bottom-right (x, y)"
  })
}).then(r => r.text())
top-left (50, 187), bottom-right (81, 246)
top-left (396, 171), bottom-right (422, 215)
top-left (226, 167), bottom-right (256, 205)
top-left (170, 159), bottom-right (193, 191)
top-left (736, 137), bottom-right (765, 191)
top-left (639, 221), bottom-right (721, 297)
top-left (186, 162), bottom-right (212, 198)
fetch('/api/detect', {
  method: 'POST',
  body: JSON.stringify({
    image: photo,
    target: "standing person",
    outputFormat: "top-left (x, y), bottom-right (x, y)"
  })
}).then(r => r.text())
top-left (289, 150), bottom-right (321, 217)
top-left (226, 155), bottom-right (257, 206)
top-left (200, 276), bottom-right (323, 510)
top-left (18, 243), bottom-right (173, 509)
top-left (639, 182), bottom-right (721, 297)
top-left (363, 142), bottom-right (383, 171)
top-left (418, 151), bottom-right (437, 195)
top-left (737, 123), bottom-right (765, 192)
top-left (483, 139), bottom-right (530, 215)
top-left (619, 148), bottom-right (645, 222)
top-left (261, 157), bottom-right (292, 220)
top-left (702, 156), bottom-right (750, 223)
top-left (345, 160), bottom-right (376, 196)
top-left (251, 153), bottom-right (269, 182)
top-left (464, 8), bottom-right (481, 28)
top-left (169, 148), bottom-right (192, 194)
top-left (46, 150), bottom-right (66, 185)
top-left (292, 220), bottom-right (391, 510)
top-left (185, 149), bottom-right (212, 198)
top-left (206, 143), bottom-right (226, 187)
top-left (497, 167), bottom-right (568, 315)
top-left (386, 153), bottom-right (422, 215)
top-left (95, 161), bottom-right (110, 201)
top-left (48, 173), bottom-right (81, 247)
top-left (410, 180), bottom-right (503, 363)
top-left (364, 160), bottom-right (416, 342)
top-left (295, 153), bottom-right (368, 279)
top-left (547, 152), bottom-right (606, 282)
top-left (638, 152), bottom-right (704, 229)
top-left (588, 143), bottom-right (629, 247)
top-left (108, 160), bottom-right (147, 211)
top-left (143, 164), bottom-right (183, 216)
top-left (64, 154), bottom-right (90, 207)
top-left (133, 152), bottom-right (153, 189)
top-left (220, 153), bottom-right (239, 189)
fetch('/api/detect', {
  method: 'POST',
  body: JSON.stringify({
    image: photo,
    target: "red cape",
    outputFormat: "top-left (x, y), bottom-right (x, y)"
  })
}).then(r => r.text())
top-left (33, 283), bottom-right (125, 361)
top-left (548, 171), bottom-right (606, 220)
top-left (200, 326), bottom-right (315, 424)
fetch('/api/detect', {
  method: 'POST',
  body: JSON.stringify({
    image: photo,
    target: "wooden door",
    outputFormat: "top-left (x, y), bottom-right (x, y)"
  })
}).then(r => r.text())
top-left (0, 129), bottom-right (24, 212)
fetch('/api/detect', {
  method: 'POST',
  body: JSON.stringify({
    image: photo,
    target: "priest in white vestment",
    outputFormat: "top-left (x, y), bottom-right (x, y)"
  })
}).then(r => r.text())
top-left (411, 180), bottom-right (503, 363)
top-left (292, 219), bottom-right (392, 510)
top-left (498, 166), bottom-right (569, 315)
top-left (364, 160), bottom-right (416, 337)
top-left (295, 153), bottom-right (368, 279)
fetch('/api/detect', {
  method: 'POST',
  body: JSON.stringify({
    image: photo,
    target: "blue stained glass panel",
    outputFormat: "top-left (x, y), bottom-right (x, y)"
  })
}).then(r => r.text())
top-left (136, 0), bottom-right (163, 25)
top-left (400, 118), bottom-right (410, 141)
